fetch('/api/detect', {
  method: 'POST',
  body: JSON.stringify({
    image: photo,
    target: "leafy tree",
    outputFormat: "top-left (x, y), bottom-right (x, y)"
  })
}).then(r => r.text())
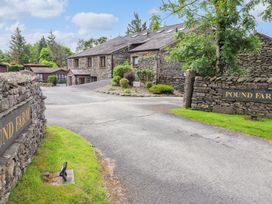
top-left (95, 37), bottom-right (108, 46)
top-left (9, 27), bottom-right (29, 64)
top-left (126, 12), bottom-right (147, 34)
top-left (45, 31), bottom-right (73, 67)
top-left (76, 38), bottom-right (96, 52)
top-left (150, 15), bottom-right (161, 32)
top-left (39, 47), bottom-right (52, 62)
top-left (0, 50), bottom-right (10, 63)
top-left (40, 59), bottom-right (58, 68)
top-left (246, 0), bottom-right (272, 21)
top-left (162, 0), bottom-right (263, 76)
top-left (76, 37), bottom-right (108, 52)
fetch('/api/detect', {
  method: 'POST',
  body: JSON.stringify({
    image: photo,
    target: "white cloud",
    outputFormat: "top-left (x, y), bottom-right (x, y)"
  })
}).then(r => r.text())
top-left (71, 12), bottom-right (119, 34)
top-left (0, 0), bottom-right (67, 20)
top-left (5, 21), bottom-right (26, 32)
top-left (148, 8), bottom-right (160, 16)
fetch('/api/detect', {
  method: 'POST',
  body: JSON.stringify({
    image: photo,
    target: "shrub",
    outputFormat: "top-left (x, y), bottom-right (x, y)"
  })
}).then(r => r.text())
top-left (48, 75), bottom-right (57, 86)
top-left (136, 69), bottom-right (155, 83)
top-left (119, 78), bottom-right (129, 88)
top-left (112, 76), bottom-right (122, 86)
top-left (113, 61), bottom-right (131, 78)
top-left (8, 64), bottom-right (23, 72)
top-left (123, 88), bottom-right (131, 94)
top-left (40, 60), bottom-right (59, 68)
top-left (145, 82), bottom-right (153, 89)
top-left (149, 84), bottom-right (174, 94)
top-left (124, 71), bottom-right (135, 85)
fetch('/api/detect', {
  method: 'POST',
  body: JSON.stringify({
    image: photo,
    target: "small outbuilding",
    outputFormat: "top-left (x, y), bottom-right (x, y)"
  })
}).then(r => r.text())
top-left (0, 63), bottom-right (9, 73)
top-left (24, 64), bottom-right (50, 71)
top-left (30, 67), bottom-right (68, 83)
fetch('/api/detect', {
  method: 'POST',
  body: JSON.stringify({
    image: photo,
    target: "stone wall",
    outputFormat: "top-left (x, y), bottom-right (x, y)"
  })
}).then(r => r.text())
top-left (191, 76), bottom-right (272, 118)
top-left (0, 72), bottom-right (46, 203)
top-left (130, 50), bottom-right (185, 92)
top-left (89, 55), bottom-right (112, 80)
top-left (239, 33), bottom-right (272, 78)
top-left (113, 47), bottom-right (129, 68)
top-left (158, 50), bottom-right (185, 92)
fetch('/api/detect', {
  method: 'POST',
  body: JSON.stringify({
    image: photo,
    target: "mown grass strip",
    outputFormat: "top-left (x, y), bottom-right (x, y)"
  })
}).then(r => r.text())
top-left (171, 108), bottom-right (272, 139)
top-left (9, 126), bottom-right (108, 204)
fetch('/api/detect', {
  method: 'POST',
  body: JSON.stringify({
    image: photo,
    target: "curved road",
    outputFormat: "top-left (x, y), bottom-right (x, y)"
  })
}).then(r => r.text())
top-left (43, 82), bottom-right (272, 204)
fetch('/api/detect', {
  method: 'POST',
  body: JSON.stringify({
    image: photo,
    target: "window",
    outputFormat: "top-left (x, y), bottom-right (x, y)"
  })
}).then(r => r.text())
top-left (56, 73), bottom-right (66, 82)
top-left (88, 57), bottom-right (92, 67)
top-left (36, 74), bottom-right (43, 81)
top-left (132, 56), bottom-right (139, 67)
top-left (90, 76), bottom-right (97, 82)
top-left (74, 59), bottom-right (79, 68)
top-left (100, 56), bottom-right (106, 67)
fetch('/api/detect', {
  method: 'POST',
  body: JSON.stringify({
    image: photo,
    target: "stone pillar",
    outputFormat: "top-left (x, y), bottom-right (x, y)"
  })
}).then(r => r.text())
top-left (183, 70), bottom-right (196, 108)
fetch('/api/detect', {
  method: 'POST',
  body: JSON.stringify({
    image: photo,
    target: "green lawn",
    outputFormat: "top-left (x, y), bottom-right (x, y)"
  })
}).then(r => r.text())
top-left (9, 126), bottom-right (108, 204)
top-left (171, 108), bottom-right (272, 140)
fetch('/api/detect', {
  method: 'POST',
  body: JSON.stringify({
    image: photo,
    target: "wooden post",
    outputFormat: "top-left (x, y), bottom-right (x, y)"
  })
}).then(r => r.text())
top-left (183, 70), bottom-right (196, 108)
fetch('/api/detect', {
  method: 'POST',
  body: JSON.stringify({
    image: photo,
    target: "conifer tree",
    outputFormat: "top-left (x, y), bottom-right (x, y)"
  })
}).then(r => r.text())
top-left (126, 12), bottom-right (147, 35)
top-left (9, 27), bottom-right (28, 64)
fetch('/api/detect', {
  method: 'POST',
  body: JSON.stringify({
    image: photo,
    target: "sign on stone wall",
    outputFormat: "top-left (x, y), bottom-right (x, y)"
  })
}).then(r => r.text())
top-left (223, 89), bottom-right (272, 102)
top-left (0, 102), bottom-right (32, 155)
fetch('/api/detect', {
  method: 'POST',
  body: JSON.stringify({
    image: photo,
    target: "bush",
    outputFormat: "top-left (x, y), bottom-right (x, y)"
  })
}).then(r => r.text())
top-left (124, 71), bottom-right (135, 85)
top-left (136, 69), bottom-right (155, 83)
top-left (145, 82), bottom-right (153, 89)
top-left (149, 84), bottom-right (174, 94)
top-left (123, 88), bottom-right (131, 94)
top-left (48, 75), bottom-right (57, 86)
top-left (112, 76), bottom-right (122, 86)
top-left (8, 64), bottom-right (23, 72)
top-left (113, 61), bottom-right (131, 78)
top-left (119, 78), bottom-right (129, 88)
top-left (40, 60), bottom-right (59, 68)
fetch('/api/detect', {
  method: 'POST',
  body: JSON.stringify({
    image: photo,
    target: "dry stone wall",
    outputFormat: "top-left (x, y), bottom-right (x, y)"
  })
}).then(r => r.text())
top-left (191, 76), bottom-right (272, 118)
top-left (239, 33), bottom-right (272, 78)
top-left (0, 72), bottom-right (46, 203)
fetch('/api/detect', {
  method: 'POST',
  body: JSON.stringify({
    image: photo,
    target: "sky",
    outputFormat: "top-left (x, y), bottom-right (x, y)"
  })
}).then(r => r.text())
top-left (0, 0), bottom-right (271, 52)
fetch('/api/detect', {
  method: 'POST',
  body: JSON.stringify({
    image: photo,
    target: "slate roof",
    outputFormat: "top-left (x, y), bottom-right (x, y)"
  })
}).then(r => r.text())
top-left (69, 24), bottom-right (185, 58)
top-left (31, 67), bottom-right (67, 74)
top-left (24, 64), bottom-right (49, 68)
top-left (69, 69), bottom-right (90, 76)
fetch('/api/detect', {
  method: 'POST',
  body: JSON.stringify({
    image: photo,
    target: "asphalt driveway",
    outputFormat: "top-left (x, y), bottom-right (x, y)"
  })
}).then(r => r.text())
top-left (43, 82), bottom-right (272, 204)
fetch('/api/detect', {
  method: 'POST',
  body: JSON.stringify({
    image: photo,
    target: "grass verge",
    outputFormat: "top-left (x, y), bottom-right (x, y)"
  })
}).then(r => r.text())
top-left (9, 126), bottom-right (108, 204)
top-left (170, 108), bottom-right (272, 140)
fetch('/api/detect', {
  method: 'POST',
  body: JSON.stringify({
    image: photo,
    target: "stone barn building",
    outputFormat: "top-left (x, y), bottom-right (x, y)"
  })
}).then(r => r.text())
top-left (68, 24), bottom-right (272, 91)
top-left (67, 24), bottom-right (186, 90)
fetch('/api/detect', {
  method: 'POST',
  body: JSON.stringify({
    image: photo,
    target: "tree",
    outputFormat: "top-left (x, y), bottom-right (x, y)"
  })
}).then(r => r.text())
top-left (39, 47), bottom-right (52, 62)
top-left (76, 37), bottom-right (108, 52)
top-left (150, 15), bottom-right (161, 32)
top-left (246, 0), bottom-right (272, 21)
top-left (45, 31), bottom-right (73, 67)
top-left (9, 27), bottom-right (29, 64)
top-left (126, 12), bottom-right (147, 34)
top-left (162, 0), bottom-right (262, 76)
top-left (47, 31), bottom-right (56, 46)
top-left (95, 37), bottom-right (108, 46)
top-left (0, 50), bottom-right (10, 63)
top-left (76, 38), bottom-right (96, 52)
top-left (39, 36), bottom-right (47, 50)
